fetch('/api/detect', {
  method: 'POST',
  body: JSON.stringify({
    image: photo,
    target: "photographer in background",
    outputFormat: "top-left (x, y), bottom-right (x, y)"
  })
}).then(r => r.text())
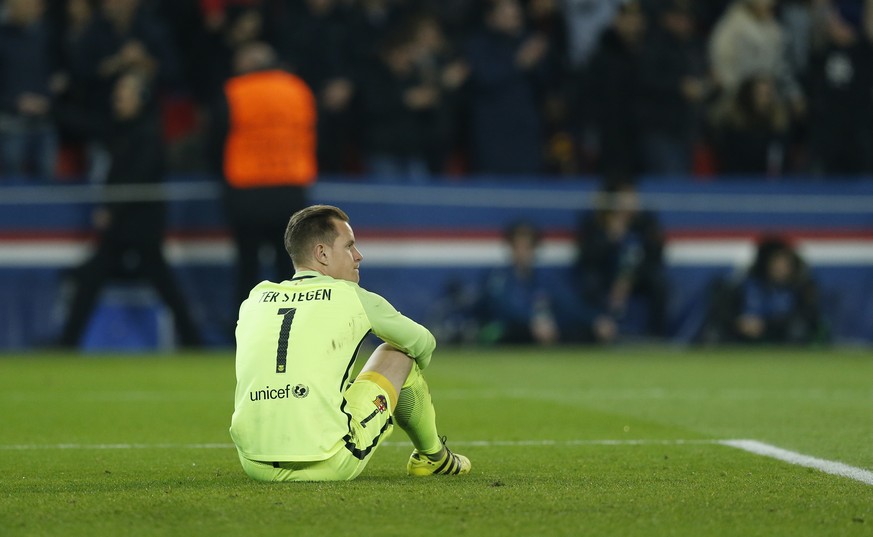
top-left (734, 236), bottom-right (823, 343)
top-left (573, 176), bottom-right (669, 338)
top-left (478, 220), bottom-right (616, 345)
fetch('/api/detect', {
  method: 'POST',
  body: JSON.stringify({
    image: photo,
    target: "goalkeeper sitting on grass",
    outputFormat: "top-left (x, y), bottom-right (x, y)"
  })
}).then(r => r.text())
top-left (230, 205), bottom-right (471, 481)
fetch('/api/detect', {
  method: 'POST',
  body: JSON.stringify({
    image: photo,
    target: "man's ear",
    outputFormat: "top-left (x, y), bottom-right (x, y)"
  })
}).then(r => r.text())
top-left (313, 243), bottom-right (329, 266)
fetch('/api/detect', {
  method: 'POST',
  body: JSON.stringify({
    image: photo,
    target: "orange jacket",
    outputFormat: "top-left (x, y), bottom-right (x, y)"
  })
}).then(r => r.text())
top-left (223, 70), bottom-right (317, 188)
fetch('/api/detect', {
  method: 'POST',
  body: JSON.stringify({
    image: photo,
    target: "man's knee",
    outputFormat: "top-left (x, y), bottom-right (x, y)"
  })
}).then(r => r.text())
top-left (361, 344), bottom-right (414, 401)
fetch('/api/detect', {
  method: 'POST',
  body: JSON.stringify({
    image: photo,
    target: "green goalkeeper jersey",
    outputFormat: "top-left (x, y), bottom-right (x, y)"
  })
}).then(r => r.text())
top-left (230, 271), bottom-right (435, 462)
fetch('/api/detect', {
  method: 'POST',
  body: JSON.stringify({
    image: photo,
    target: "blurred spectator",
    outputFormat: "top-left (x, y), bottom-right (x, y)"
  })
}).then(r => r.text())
top-left (346, 0), bottom-right (414, 71)
top-left (357, 30), bottom-right (435, 180)
top-left (51, 0), bottom-right (101, 171)
top-left (478, 220), bottom-right (616, 345)
top-left (560, 0), bottom-right (623, 70)
top-left (0, 0), bottom-right (57, 180)
top-left (636, 0), bottom-right (709, 175)
top-left (829, 0), bottom-right (873, 41)
top-left (199, 0), bottom-right (264, 33)
top-left (0, 0), bottom-right (867, 184)
top-left (416, 0), bottom-right (482, 43)
top-left (465, 0), bottom-right (548, 175)
top-left (59, 71), bottom-right (201, 348)
top-left (584, 0), bottom-right (647, 175)
top-left (708, 74), bottom-right (790, 175)
top-left (408, 12), bottom-right (469, 173)
top-left (208, 42), bottom-right (317, 309)
top-left (69, 0), bottom-right (179, 180)
top-left (144, 1), bottom-right (224, 105)
top-left (526, 0), bottom-right (573, 174)
top-left (188, 4), bottom-right (265, 104)
top-left (573, 176), bottom-right (669, 337)
top-left (700, 236), bottom-right (824, 344)
top-left (692, 0), bottom-right (734, 35)
top-left (779, 0), bottom-right (817, 80)
top-left (806, 4), bottom-right (873, 175)
top-left (269, 0), bottom-right (356, 172)
top-left (73, 0), bottom-right (179, 121)
top-left (709, 0), bottom-right (805, 115)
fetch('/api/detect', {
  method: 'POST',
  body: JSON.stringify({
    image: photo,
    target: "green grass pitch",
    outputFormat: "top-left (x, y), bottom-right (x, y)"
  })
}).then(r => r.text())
top-left (1, 346), bottom-right (871, 537)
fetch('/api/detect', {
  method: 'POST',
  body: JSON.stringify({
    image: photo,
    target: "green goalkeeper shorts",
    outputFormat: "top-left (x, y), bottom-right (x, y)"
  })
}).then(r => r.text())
top-left (237, 373), bottom-right (395, 482)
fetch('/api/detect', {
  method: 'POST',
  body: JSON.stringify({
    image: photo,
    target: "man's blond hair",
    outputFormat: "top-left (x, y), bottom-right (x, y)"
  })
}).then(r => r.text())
top-left (284, 205), bottom-right (350, 269)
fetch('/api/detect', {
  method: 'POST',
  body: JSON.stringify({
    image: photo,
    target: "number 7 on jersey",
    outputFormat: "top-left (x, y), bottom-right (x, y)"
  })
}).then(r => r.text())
top-left (276, 308), bottom-right (296, 373)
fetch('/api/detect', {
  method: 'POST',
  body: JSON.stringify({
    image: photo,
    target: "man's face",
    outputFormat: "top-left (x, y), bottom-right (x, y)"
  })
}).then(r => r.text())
top-left (9, 0), bottom-right (45, 24)
top-left (510, 232), bottom-right (537, 271)
top-left (322, 219), bottom-right (362, 283)
top-left (767, 251), bottom-right (793, 285)
top-left (489, 0), bottom-right (523, 36)
top-left (103, 0), bottom-right (139, 20)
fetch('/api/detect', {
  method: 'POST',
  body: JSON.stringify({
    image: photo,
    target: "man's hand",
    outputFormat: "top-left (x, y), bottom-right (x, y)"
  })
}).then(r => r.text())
top-left (604, 211), bottom-right (631, 241)
top-left (17, 93), bottom-right (50, 116)
top-left (531, 314), bottom-right (559, 345)
top-left (736, 314), bottom-right (765, 339)
top-left (680, 76), bottom-right (708, 102)
top-left (321, 78), bottom-right (353, 112)
top-left (516, 35), bottom-right (548, 70)
top-left (593, 315), bottom-right (618, 343)
top-left (441, 60), bottom-right (470, 89)
top-left (404, 85), bottom-right (439, 109)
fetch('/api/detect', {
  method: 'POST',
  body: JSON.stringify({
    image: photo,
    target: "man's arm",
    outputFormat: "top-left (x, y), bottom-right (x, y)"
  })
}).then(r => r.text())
top-left (356, 286), bottom-right (436, 370)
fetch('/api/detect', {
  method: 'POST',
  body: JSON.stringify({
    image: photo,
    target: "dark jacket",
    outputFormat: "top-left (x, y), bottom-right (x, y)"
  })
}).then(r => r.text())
top-left (585, 28), bottom-right (644, 174)
top-left (357, 58), bottom-right (430, 157)
top-left (712, 120), bottom-right (786, 175)
top-left (465, 29), bottom-right (544, 174)
top-left (574, 209), bottom-right (665, 300)
top-left (0, 21), bottom-right (53, 115)
top-left (270, 3), bottom-right (351, 94)
top-left (636, 28), bottom-right (705, 138)
top-left (807, 39), bottom-right (873, 174)
top-left (72, 9), bottom-right (178, 128)
top-left (103, 112), bottom-right (166, 245)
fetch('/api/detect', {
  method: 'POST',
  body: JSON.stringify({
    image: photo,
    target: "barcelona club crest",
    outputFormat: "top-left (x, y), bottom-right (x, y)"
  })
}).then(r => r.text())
top-left (360, 394), bottom-right (389, 428)
top-left (373, 394), bottom-right (388, 413)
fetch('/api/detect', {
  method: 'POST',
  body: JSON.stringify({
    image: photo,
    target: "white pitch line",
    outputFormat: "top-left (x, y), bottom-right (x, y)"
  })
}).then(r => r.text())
top-left (720, 439), bottom-right (873, 486)
top-left (0, 442), bottom-right (237, 451)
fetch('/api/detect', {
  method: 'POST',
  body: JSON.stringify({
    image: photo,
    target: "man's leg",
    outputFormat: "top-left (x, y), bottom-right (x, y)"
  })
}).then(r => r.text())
top-left (359, 344), bottom-right (470, 476)
top-left (231, 224), bottom-right (261, 309)
top-left (58, 243), bottom-right (115, 347)
top-left (360, 344), bottom-right (441, 455)
top-left (357, 343), bottom-right (413, 409)
top-left (138, 243), bottom-right (202, 347)
top-left (393, 363), bottom-right (442, 456)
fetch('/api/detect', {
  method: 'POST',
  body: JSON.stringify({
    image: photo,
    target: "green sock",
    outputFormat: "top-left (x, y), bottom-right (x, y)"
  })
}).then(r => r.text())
top-left (394, 364), bottom-right (442, 457)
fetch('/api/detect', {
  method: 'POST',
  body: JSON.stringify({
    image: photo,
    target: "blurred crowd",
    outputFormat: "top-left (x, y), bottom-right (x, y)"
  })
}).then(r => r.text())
top-left (2, 0), bottom-right (872, 182)
top-left (435, 177), bottom-right (826, 346)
